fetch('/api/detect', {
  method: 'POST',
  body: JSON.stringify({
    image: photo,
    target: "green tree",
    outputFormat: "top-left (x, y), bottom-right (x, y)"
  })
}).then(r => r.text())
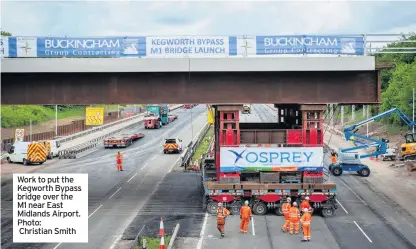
top-left (380, 61), bottom-right (416, 125)
top-left (376, 33), bottom-right (416, 90)
top-left (1, 31), bottom-right (12, 36)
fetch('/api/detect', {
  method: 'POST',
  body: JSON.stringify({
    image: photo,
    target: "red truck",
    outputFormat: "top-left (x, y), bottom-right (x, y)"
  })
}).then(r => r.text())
top-left (201, 104), bottom-right (337, 218)
top-left (144, 114), bottom-right (161, 129)
top-left (184, 104), bottom-right (197, 109)
top-left (104, 133), bottom-right (144, 148)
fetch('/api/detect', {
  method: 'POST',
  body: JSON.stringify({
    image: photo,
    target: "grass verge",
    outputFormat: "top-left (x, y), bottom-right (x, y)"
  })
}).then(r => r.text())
top-left (136, 236), bottom-right (171, 249)
top-left (1, 105), bottom-right (85, 128)
top-left (191, 125), bottom-right (214, 161)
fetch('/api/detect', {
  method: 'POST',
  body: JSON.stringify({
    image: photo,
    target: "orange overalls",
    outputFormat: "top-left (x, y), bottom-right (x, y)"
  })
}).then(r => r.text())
top-left (281, 202), bottom-right (291, 232)
top-left (301, 212), bottom-right (312, 240)
top-left (300, 200), bottom-right (312, 213)
top-left (289, 206), bottom-right (300, 234)
top-left (239, 206), bottom-right (252, 233)
top-left (217, 207), bottom-right (230, 236)
top-left (116, 153), bottom-right (123, 171)
top-left (331, 154), bottom-right (337, 164)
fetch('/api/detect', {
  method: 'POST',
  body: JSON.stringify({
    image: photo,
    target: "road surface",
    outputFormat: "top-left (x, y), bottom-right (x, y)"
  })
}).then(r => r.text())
top-left (1, 105), bottom-right (207, 249)
top-left (194, 104), bottom-right (413, 249)
top-left (2, 104), bottom-right (414, 249)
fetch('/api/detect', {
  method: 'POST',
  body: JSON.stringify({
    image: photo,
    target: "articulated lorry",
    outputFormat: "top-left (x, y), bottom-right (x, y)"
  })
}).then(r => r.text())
top-left (201, 104), bottom-right (337, 217)
top-left (146, 104), bottom-right (170, 125)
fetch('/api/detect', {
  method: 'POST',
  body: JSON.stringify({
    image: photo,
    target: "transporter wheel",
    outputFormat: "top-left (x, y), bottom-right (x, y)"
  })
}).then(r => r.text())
top-left (230, 201), bottom-right (242, 215)
top-left (7, 157), bottom-right (12, 163)
top-left (331, 166), bottom-right (343, 176)
top-left (275, 206), bottom-right (284, 216)
top-left (321, 207), bottom-right (335, 218)
top-left (206, 201), bottom-right (219, 214)
top-left (39, 162), bottom-right (44, 165)
top-left (359, 167), bottom-right (371, 177)
top-left (253, 202), bottom-right (267, 215)
top-left (23, 159), bottom-right (28, 166)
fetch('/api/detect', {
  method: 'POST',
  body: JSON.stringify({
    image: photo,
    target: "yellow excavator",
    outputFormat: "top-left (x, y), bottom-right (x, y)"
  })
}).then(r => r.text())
top-left (401, 133), bottom-right (416, 161)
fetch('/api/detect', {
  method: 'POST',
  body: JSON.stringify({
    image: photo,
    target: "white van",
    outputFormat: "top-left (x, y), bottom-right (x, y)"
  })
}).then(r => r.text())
top-left (7, 141), bottom-right (47, 165)
top-left (47, 140), bottom-right (60, 158)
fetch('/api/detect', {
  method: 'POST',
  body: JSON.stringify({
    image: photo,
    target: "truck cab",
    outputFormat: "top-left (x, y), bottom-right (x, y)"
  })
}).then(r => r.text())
top-left (242, 104), bottom-right (251, 114)
top-left (163, 138), bottom-right (183, 154)
top-left (144, 113), bottom-right (162, 129)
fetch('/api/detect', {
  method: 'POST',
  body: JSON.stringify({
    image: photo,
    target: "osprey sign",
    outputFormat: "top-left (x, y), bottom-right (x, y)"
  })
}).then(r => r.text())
top-left (220, 147), bottom-right (324, 172)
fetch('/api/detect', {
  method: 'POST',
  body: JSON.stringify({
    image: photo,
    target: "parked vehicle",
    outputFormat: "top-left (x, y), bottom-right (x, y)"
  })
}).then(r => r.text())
top-left (7, 141), bottom-right (47, 165)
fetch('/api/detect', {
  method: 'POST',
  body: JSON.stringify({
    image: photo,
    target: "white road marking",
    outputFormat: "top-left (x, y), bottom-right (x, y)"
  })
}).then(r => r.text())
top-left (251, 216), bottom-right (256, 236)
top-left (127, 173), bottom-right (138, 183)
top-left (109, 187), bottom-right (122, 199)
top-left (138, 225), bottom-right (146, 235)
top-left (336, 199), bottom-right (349, 214)
top-left (196, 213), bottom-right (208, 249)
top-left (141, 162), bottom-right (149, 170)
top-left (108, 235), bottom-right (122, 249)
top-left (353, 221), bottom-right (373, 243)
top-left (53, 242), bottom-right (62, 249)
top-left (54, 204), bottom-right (104, 248)
top-left (89, 204), bottom-right (103, 218)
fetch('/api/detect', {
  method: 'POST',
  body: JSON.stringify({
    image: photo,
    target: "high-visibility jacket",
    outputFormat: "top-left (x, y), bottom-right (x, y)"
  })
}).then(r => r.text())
top-left (116, 154), bottom-right (123, 164)
top-left (282, 203), bottom-right (291, 216)
top-left (289, 206), bottom-right (300, 222)
top-left (301, 212), bottom-right (312, 225)
top-left (217, 207), bottom-right (230, 225)
top-left (331, 155), bottom-right (337, 164)
top-left (240, 206), bottom-right (252, 219)
top-left (300, 201), bottom-right (311, 211)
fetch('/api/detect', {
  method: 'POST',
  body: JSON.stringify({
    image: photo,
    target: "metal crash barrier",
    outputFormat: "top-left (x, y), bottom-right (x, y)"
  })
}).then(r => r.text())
top-left (180, 123), bottom-right (211, 169)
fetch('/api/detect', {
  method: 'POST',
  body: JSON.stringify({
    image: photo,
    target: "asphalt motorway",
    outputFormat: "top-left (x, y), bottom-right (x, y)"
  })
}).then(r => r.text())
top-left (197, 104), bottom-right (413, 249)
top-left (0, 105), bottom-right (207, 249)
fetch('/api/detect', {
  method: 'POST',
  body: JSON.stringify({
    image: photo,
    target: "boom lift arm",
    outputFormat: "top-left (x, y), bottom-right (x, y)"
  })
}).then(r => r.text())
top-left (342, 108), bottom-right (416, 158)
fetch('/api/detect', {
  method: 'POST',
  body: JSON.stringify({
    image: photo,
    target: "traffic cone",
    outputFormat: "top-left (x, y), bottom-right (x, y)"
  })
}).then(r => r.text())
top-left (159, 217), bottom-right (165, 237)
top-left (160, 236), bottom-right (165, 249)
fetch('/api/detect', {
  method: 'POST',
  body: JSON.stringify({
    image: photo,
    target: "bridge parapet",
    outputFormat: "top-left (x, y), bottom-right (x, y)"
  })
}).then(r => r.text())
top-left (1, 34), bottom-right (414, 59)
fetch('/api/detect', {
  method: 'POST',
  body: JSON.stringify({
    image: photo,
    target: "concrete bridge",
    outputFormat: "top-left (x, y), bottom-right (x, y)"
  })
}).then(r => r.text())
top-left (1, 56), bottom-right (380, 105)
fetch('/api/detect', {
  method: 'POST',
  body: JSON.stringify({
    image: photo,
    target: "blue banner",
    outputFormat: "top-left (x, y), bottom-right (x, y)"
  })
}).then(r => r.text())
top-left (255, 35), bottom-right (365, 55)
top-left (1, 35), bottom-right (365, 58)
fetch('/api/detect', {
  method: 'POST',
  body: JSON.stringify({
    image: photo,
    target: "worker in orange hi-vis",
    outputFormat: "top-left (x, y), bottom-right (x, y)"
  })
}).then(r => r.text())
top-left (216, 202), bottom-right (230, 238)
top-left (289, 202), bottom-right (301, 235)
top-left (300, 208), bottom-right (312, 242)
top-left (300, 196), bottom-right (312, 214)
top-left (116, 152), bottom-right (123, 172)
top-left (239, 200), bottom-right (252, 233)
top-left (331, 150), bottom-right (337, 164)
top-left (281, 197), bottom-right (292, 233)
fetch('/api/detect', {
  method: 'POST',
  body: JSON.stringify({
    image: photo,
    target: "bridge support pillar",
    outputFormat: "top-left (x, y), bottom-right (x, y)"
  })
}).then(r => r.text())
top-left (300, 105), bottom-right (326, 147)
top-left (214, 105), bottom-right (243, 182)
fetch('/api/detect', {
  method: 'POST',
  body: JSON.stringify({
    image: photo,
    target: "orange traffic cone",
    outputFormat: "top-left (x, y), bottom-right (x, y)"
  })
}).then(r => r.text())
top-left (160, 236), bottom-right (165, 249)
top-left (159, 217), bottom-right (165, 237)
